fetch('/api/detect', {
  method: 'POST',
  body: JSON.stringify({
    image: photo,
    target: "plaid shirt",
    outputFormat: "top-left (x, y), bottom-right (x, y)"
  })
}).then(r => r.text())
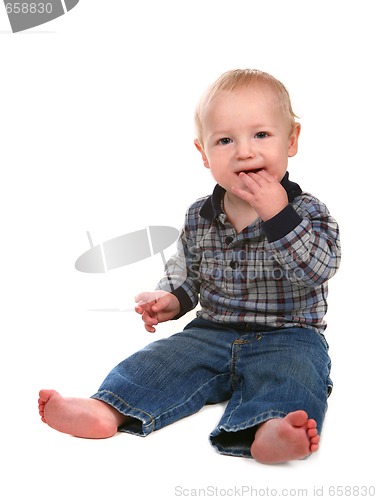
top-left (157, 172), bottom-right (341, 334)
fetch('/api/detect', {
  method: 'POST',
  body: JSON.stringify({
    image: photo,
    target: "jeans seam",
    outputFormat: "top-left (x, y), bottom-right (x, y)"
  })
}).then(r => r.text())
top-left (230, 339), bottom-right (246, 389)
top-left (224, 378), bottom-right (244, 426)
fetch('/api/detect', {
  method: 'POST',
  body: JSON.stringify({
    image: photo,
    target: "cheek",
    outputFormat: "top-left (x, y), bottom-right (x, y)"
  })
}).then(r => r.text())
top-left (270, 145), bottom-right (289, 160)
top-left (208, 148), bottom-right (229, 163)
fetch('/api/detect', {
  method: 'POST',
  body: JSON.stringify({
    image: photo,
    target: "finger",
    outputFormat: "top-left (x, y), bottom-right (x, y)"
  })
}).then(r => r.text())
top-left (145, 324), bottom-right (156, 333)
top-left (254, 169), bottom-right (277, 182)
top-left (135, 304), bottom-right (152, 315)
top-left (247, 171), bottom-right (270, 187)
top-left (144, 318), bottom-right (156, 332)
top-left (135, 299), bottom-right (155, 314)
top-left (254, 169), bottom-right (275, 181)
top-left (239, 171), bottom-right (257, 185)
top-left (135, 292), bottom-right (155, 304)
top-left (142, 310), bottom-right (158, 325)
top-left (231, 185), bottom-right (255, 205)
top-left (135, 292), bottom-right (148, 302)
top-left (238, 171), bottom-right (266, 191)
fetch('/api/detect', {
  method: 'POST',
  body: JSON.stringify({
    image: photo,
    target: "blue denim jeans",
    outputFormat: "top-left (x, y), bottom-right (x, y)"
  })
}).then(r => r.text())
top-left (91, 318), bottom-right (332, 458)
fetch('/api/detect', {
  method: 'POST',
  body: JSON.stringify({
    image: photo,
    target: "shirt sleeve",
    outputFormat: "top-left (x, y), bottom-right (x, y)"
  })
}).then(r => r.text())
top-left (155, 210), bottom-right (201, 318)
top-left (261, 195), bottom-right (341, 287)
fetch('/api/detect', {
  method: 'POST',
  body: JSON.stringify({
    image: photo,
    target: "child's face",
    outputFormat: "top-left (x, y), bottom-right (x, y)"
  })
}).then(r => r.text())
top-left (195, 86), bottom-right (300, 193)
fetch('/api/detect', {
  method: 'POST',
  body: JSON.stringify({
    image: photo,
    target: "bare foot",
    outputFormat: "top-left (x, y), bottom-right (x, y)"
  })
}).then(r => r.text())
top-left (250, 410), bottom-right (320, 464)
top-left (38, 389), bottom-right (127, 439)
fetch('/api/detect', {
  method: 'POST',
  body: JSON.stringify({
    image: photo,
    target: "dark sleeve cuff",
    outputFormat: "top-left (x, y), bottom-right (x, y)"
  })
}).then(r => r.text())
top-left (170, 286), bottom-right (195, 319)
top-left (261, 204), bottom-right (303, 243)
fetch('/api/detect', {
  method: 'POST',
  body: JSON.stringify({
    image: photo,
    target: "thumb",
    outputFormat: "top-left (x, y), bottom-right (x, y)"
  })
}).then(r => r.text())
top-left (134, 291), bottom-right (158, 305)
top-left (134, 292), bottom-right (147, 304)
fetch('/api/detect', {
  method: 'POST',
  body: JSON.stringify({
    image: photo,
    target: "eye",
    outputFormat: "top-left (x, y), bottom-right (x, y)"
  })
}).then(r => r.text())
top-left (254, 131), bottom-right (269, 139)
top-left (218, 137), bottom-right (232, 145)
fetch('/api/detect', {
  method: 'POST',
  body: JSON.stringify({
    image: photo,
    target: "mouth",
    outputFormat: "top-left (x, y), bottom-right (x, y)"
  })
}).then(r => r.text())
top-left (238, 168), bottom-right (263, 175)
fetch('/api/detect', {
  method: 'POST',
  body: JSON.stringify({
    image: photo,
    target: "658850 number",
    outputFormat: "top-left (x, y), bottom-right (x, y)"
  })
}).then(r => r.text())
top-left (5, 3), bottom-right (53, 14)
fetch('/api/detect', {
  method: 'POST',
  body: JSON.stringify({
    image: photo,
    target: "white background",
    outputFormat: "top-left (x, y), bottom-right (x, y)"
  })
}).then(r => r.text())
top-left (1, 1), bottom-right (375, 498)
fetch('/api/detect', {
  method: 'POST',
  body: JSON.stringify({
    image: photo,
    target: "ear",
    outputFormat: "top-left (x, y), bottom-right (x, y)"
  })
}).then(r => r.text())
top-left (288, 123), bottom-right (301, 158)
top-left (194, 139), bottom-right (210, 169)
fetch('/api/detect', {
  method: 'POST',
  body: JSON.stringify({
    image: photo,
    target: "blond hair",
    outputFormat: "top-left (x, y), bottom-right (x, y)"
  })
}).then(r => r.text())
top-left (195, 69), bottom-right (298, 146)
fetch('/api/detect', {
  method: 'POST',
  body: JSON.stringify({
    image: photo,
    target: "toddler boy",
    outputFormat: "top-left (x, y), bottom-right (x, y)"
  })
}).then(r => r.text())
top-left (39, 69), bottom-right (341, 464)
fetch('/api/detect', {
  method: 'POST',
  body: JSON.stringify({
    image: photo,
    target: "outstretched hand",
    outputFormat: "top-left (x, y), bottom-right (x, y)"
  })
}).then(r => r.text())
top-left (231, 170), bottom-right (288, 221)
top-left (135, 290), bottom-right (180, 333)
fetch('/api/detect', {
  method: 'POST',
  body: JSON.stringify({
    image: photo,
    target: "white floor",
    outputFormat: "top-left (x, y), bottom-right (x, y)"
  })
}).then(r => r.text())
top-left (3, 293), bottom-right (375, 500)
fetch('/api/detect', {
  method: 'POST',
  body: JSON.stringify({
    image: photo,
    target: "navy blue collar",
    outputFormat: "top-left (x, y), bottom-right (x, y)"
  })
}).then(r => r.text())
top-left (199, 171), bottom-right (302, 221)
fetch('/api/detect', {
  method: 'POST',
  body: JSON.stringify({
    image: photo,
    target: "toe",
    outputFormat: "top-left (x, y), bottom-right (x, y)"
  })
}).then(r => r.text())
top-left (310, 434), bottom-right (320, 445)
top-left (307, 427), bottom-right (318, 438)
top-left (310, 443), bottom-right (319, 452)
top-left (307, 418), bottom-right (317, 429)
top-left (285, 410), bottom-right (308, 427)
top-left (39, 389), bottom-right (59, 402)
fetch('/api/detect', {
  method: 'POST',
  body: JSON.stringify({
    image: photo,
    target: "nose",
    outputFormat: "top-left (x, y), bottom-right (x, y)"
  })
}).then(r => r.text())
top-left (235, 140), bottom-right (255, 160)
